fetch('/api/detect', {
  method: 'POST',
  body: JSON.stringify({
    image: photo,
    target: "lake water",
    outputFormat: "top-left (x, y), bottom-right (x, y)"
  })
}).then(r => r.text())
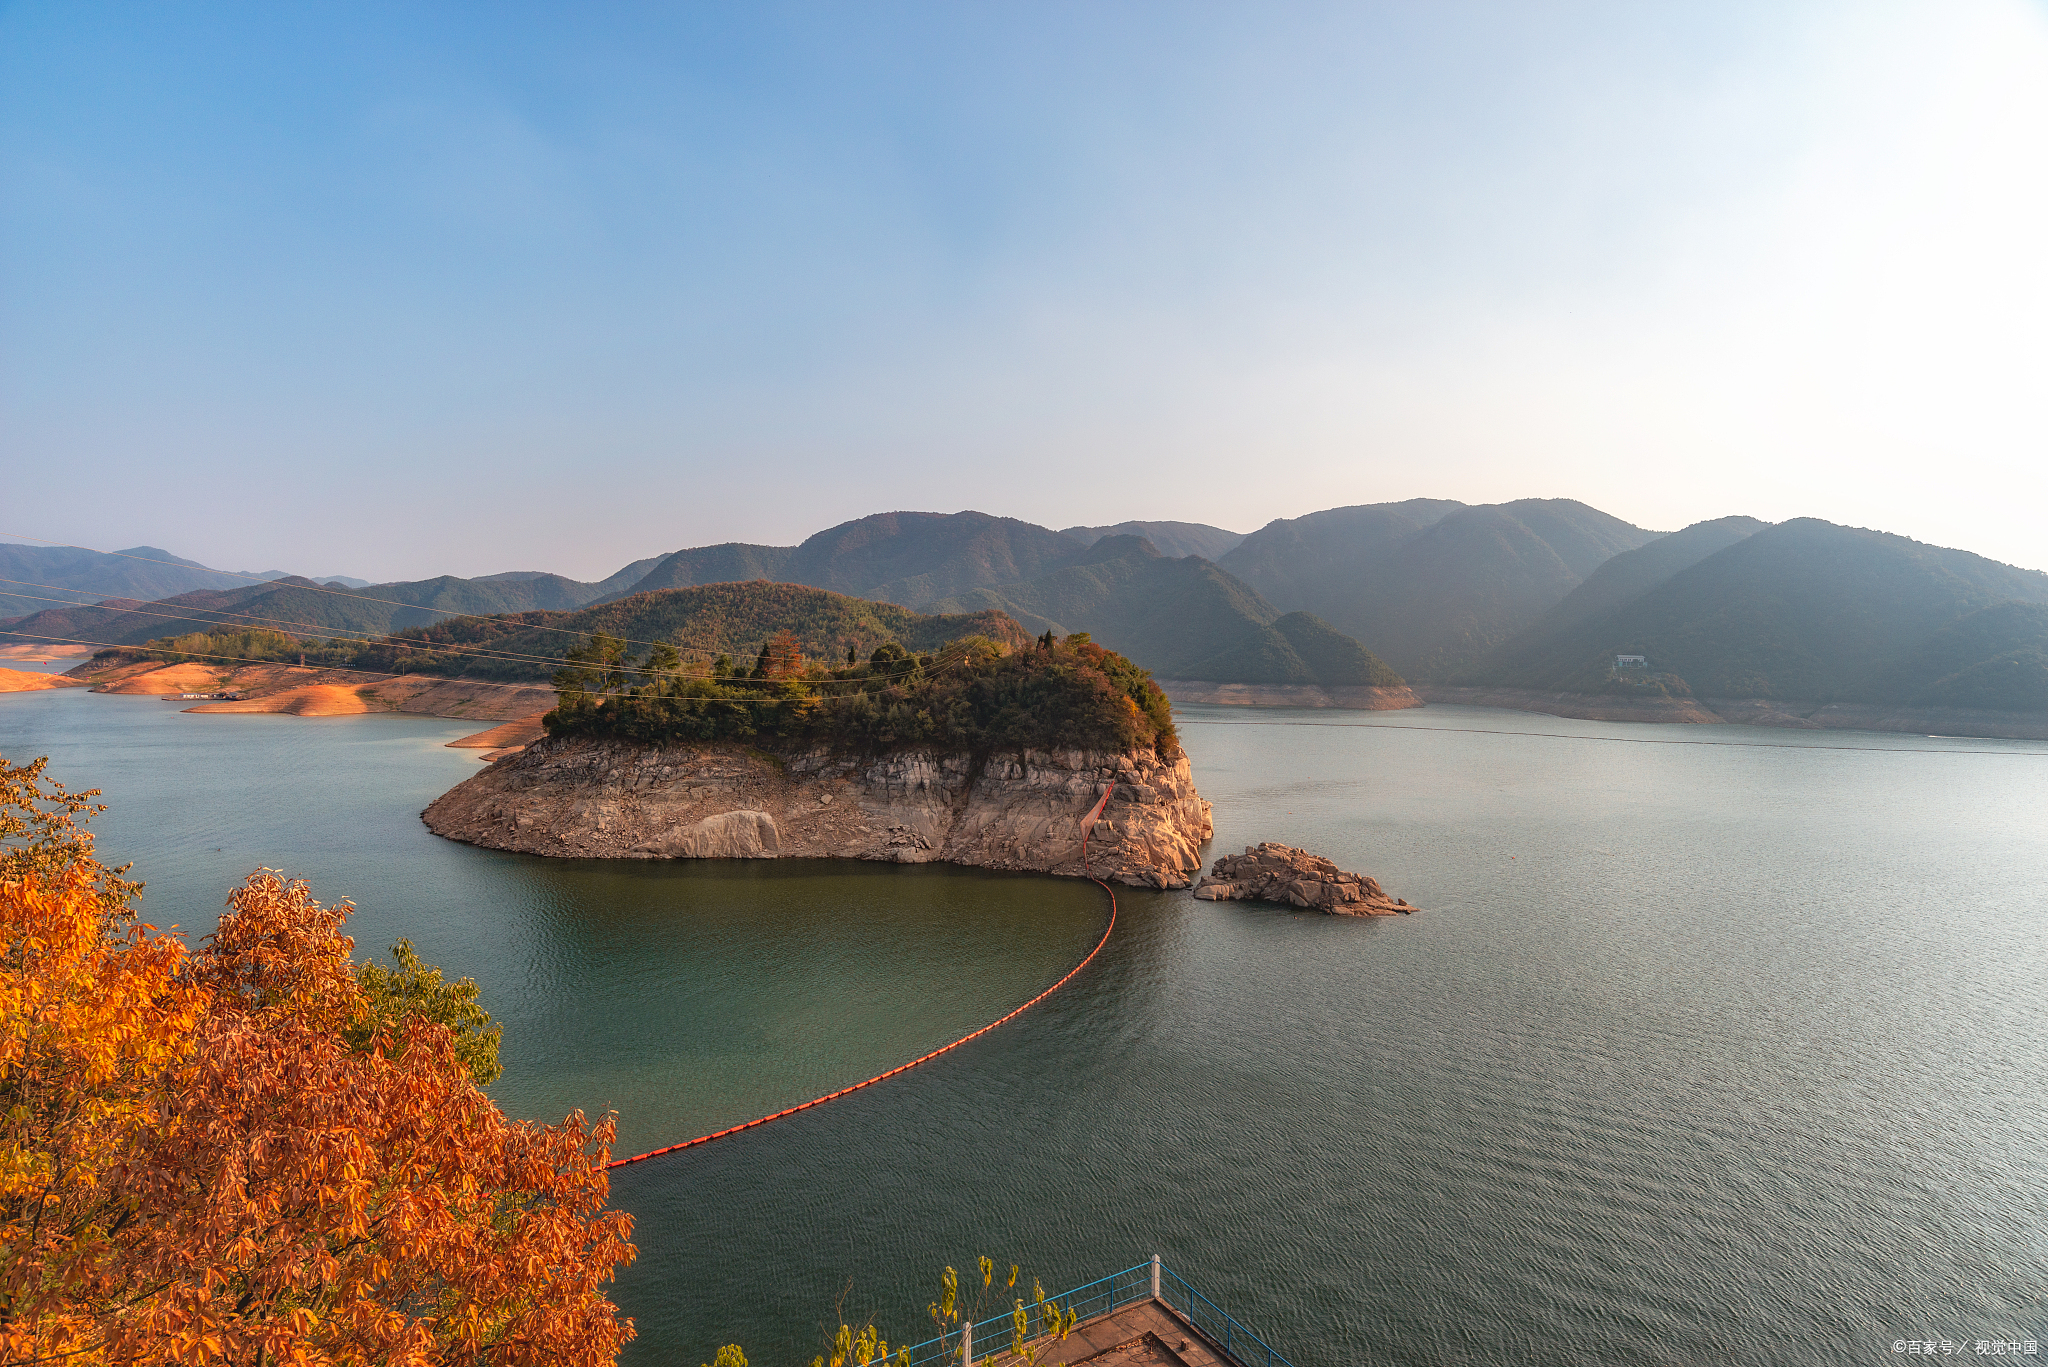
top-left (3, 687), bottom-right (2045, 1365)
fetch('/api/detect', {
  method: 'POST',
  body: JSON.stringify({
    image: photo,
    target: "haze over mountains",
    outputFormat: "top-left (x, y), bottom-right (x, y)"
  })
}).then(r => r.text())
top-left (0, 544), bottom-right (377, 621)
top-left (0, 556), bottom-right (665, 652)
top-left (927, 536), bottom-right (1402, 688)
top-left (1467, 518), bottom-right (2048, 710)
top-left (1215, 498), bottom-right (1662, 677)
top-left (7, 497), bottom-right (2047, 716)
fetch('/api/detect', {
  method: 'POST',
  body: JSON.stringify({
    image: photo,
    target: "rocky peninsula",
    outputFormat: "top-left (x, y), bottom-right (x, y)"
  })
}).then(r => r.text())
top-left (424, 735), bottom-right (1213, 887)
top-left (1193, 843), bottom-right (1414, 915)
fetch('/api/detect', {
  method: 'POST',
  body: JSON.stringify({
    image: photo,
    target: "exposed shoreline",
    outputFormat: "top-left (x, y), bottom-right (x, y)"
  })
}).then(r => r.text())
top-left (1155, 679), bottom-right (1421, 710)
top-left (0, 666), bottom-right (86, 693)
top-left (1414, 684), bottom-right (2048, 740)
top-left (53, 657), bottom-right (556, 730)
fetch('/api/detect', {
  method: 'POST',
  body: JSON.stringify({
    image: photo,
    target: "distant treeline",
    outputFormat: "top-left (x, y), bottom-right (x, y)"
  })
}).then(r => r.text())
top-left (108, 582), bottom-right (1032, 684)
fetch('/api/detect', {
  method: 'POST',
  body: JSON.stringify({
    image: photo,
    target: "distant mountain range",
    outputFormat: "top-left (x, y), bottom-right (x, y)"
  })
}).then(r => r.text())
top-left (2, 544), bottom-right (274, 620)
top-left (608, 512), bottom-right (1389, 687)
top-left (1058, 521), bottom-right (1246, 560)
top-left (1214, 498), bottom-right (1662, 677)
top-left (10, 501), bottom-right (2047, 715)
top-left (927, 536), bottom-right (1401, 687)
top-left (617, 511), bottom-right (1083, 607)
top-left (1464, 517), bottom-right (2048, 710)
top-left (0, 559), bottom-right (663, 652)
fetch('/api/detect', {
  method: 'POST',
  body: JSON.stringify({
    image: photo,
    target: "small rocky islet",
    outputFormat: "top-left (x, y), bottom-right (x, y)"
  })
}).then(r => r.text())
top-left (1192, 842), bottom-right (1415, 916)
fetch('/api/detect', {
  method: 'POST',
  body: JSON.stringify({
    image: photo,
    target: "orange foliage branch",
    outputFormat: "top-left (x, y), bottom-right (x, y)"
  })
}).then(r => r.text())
top-left (0, 767), bottom-right (636, 1367)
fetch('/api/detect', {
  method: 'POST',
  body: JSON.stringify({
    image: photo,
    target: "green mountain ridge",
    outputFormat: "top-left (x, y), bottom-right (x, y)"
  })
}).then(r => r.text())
top-left (617, 510), bottom-right (1088, 610)
top-left (0, 544), bottom-right (283, 620)
top-left (927, 536), bottom-right (1403, 687)
top-left (1058, 520), bottom-right (1246, 560)
top-left (1, 559), bottom-right (661, 650)
top-left (1527, 516), bottom-right (1770, 634)
top-left (1219, 498), bottom-right (1660, 678)
top-left (606, 543), bottom-right (796, 598)
top-left (1467, 519), bottom-right (2048, 709)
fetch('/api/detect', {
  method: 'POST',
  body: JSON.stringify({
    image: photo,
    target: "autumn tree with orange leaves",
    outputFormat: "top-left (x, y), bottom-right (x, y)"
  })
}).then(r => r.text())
top-left (0, 755), bottom-right (636, 1366)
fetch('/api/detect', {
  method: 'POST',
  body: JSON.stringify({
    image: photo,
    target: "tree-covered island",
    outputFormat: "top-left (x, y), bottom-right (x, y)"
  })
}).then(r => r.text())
top-left (544, 628), bottom-right (1180, 759)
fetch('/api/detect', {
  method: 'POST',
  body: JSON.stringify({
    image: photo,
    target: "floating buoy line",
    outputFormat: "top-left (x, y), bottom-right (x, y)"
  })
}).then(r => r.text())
top-left (607, 785), bottom-right (1120, 1170)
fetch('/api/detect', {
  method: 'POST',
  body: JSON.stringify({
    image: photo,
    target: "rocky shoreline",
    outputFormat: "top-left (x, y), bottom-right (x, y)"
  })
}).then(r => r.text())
top-left (1413, 685), bottom-right (1722, 725)
top-left (1193, 843), bottom-right (1414, 915)
top-left (423, 734), bottom-right (1215, 887)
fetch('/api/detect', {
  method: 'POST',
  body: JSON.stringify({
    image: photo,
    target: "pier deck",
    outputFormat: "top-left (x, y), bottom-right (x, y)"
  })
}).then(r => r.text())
top-left (1020, 1296), bottom-right (1238, 1367)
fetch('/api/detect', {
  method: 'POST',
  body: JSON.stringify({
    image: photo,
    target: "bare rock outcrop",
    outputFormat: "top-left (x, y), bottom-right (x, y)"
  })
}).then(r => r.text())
top-left (1192, 842), bottom-right (1414, 915)
top-left (422, 735), bottom-right (1215, 888)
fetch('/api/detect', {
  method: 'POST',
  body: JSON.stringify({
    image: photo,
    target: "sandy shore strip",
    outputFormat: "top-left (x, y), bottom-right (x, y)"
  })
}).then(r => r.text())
top-left (446, 712), bottom-right (551, 749)
top-left (66, 657), bottom-right (560, 725)
top-left (1157, 679), bottom-right (1422, 710)
top-left (0, 643), bottom-right (95, 664)
top-left (96, 662), bottom-right (235, 695)
top-left (187, 684), bottom-right (372, 716)
top-left (0, 667), bottom-right (87, 693)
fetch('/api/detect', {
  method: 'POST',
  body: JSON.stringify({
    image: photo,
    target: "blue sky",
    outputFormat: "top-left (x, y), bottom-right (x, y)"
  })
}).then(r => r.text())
top-left (5, 1), bottom-right (2045, 581)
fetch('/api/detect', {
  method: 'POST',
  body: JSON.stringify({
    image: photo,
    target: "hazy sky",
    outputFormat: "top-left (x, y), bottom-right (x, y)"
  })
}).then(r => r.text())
top-left (5, 1), bottom-right (2045, 582)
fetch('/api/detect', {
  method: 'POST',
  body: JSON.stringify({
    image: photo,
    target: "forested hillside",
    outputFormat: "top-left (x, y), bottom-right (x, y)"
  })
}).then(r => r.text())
top-left (329, 582), bottom-right (1029, 681)
top-left (1467, 519), bottom-right (2048, 707)
top-left (2, 561), bottom-right (662, 650)
top-left (607, 543), bottom-right (796, 598)
top-left (1058, 520), bottom-right (1246, 560)
top-left (0, 543), bottom-right (289, 619)
top-left (1218, 498), bottom-right (1658, 678)
top-left (1523, 516), bottom-right (1768, 633)
top-left (775, 510), bottom-right (1085, 605)
top-left (928, 536), bottom-right (1402, 687)
top-left (37, 500), bottom-right (2048, 716)
top-left (1, 577), bottom-right (332, 650)
top-left (609, 510), bottom-right (1090, 608)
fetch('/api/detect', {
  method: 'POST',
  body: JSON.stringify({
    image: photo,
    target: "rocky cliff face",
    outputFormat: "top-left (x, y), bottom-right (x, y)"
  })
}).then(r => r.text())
top-left (422, 735), bottom-right (1215, 887)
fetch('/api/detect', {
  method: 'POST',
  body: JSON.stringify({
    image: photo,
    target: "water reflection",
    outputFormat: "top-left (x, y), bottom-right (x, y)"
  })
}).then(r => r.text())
top-left (5, 690), bottom-right (2047, 1365)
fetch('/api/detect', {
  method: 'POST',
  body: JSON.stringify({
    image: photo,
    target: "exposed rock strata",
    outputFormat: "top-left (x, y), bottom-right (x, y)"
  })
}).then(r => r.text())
top-left (1192, 843), bottom-right (1414, 915)
top-left (1156, 680), bottom-right (1421, 711)
top-left (422, 735), bottom-right (1215, 887)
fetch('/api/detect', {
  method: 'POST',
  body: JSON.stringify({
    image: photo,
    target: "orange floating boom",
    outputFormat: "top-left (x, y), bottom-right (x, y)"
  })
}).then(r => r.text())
top-left (607, 783), bottom-right (1120, 1169)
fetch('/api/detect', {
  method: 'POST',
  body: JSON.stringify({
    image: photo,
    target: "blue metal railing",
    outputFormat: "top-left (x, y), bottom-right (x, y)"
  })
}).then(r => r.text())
top-left (1160, 1264), bottom-right (1296, 1367)
top-left (887, 1258), bottom-right (1294, 1367)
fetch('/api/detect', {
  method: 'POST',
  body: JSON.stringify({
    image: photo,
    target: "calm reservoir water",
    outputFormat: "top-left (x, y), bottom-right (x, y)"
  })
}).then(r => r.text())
top-left (3, 686), bottom-right (2045, 1364)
